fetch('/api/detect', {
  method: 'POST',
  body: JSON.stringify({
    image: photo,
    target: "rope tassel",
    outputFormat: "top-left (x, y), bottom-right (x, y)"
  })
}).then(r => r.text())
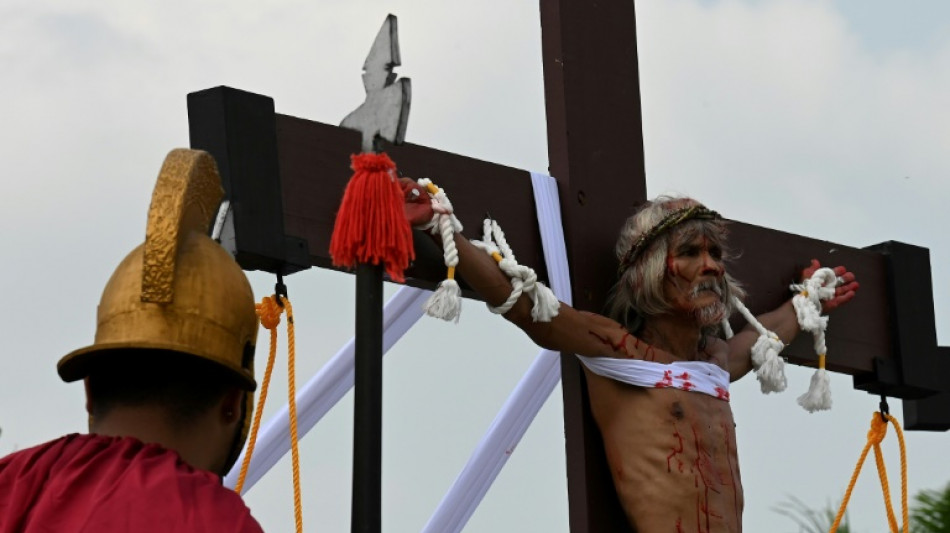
top-left (329, 152), bottom-right (414, 282)
top-left (797, 354), bottom-right (832, 413)
top-left (416, 178), bottom-right (465, 322)
top-left (791, 267), bottom-right (837, 412)
top-left (423, 267), bottom-right (462, 322)
top-left (731, 297), bottom-right (787, 393)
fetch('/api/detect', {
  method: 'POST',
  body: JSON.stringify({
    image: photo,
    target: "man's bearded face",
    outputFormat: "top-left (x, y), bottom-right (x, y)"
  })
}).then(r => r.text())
top-left (689, 279), bottom-right (727, 326)
top-left (663, 232), bottom-right (727, 326)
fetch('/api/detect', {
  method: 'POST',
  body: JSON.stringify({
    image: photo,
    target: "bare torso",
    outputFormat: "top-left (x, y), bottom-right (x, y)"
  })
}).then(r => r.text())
top-left (583, 331), bottom-right (743, 533)
top-left (442, 195), bottom-right (848, 532)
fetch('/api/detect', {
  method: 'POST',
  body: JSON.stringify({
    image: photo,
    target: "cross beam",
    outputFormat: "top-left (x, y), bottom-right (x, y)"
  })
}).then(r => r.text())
top-left (187, 1), bottom-right (950, 530)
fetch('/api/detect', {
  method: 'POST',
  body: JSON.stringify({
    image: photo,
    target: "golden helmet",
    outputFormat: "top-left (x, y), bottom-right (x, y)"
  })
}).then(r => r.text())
top-left (58, 149), bottom-right (258, 452)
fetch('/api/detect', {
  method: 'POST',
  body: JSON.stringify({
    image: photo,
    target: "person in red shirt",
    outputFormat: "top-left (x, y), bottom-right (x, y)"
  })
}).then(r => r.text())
top-left (0, 149), bottom-right (264, 532)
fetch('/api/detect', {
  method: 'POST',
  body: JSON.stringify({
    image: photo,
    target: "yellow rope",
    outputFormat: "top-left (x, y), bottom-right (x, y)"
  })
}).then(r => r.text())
top-left (829, 412), bottom-right (909, 533)
top-left (234, 296), bottom-right (281, 493)
top-left (282, 295), bottom-right (304, 533)
top-left (233, 295), bottom-right (304, 533)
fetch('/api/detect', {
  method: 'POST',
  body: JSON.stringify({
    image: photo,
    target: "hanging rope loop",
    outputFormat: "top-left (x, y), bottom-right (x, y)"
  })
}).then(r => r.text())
top-left (234, 296), bottom-right (282, 496)
top-left (235, 287), bottom-right (303, 533)
top-left (829, 410), bottom-right (909, 533)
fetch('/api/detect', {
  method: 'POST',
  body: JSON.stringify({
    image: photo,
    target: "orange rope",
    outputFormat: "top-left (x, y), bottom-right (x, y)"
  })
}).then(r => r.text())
top-left (235, 296), bottom-right (282, 493)
top-left (829, 412), bottom-right (909, 533)
top-left (282, 296), bottom-right (303, 533)
top-left (233, 295), bottom-right (303, 533)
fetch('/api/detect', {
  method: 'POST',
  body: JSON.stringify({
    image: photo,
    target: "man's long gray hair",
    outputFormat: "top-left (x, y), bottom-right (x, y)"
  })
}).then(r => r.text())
top-left (606, 196), bottom-right (746, 337)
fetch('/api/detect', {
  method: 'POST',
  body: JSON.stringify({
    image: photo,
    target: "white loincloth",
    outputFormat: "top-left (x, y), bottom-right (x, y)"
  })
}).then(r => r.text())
top-left (576, 356), bottom-right (731, 401)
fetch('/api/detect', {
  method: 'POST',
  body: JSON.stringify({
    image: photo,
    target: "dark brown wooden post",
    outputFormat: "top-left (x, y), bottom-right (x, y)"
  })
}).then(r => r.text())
top-left (539, 0), bottom-right (645, 530)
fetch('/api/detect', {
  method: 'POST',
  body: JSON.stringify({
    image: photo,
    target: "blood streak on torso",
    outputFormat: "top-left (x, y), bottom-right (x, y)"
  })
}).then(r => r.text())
top-left (667, 425), bottom-right (685, 473)
top-left (581, 330), bottom-right (743, 532)
top-left (692, 424), bottom-right (724, 532)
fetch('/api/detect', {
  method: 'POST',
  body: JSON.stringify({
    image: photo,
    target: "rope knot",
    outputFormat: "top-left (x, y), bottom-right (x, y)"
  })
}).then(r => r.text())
top-left (729, 297), bottom-right (787, 393)
top-left (478, 217), bottom-right (560, 322)
top-left (257, 295), bottom-right (284, 330)
top-left (868, 413), bottom-right (888, 444)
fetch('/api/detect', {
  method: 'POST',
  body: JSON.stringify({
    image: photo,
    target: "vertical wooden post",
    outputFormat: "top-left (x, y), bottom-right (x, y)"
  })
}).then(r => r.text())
top-left (339, 16), bottom-right (410, 532)
top-left (540, 0), bottom-right (647, 530)
top-left (352, 263), bottom-right (384, 533)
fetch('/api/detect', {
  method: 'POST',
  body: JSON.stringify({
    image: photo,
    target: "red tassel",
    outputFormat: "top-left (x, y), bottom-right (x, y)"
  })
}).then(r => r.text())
top-left (329, 152), bottom-right (414, 283)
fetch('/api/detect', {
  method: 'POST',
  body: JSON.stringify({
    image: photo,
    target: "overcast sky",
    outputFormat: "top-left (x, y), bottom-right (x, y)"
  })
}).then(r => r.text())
top-left (1, 0), bottom-right (948, 531)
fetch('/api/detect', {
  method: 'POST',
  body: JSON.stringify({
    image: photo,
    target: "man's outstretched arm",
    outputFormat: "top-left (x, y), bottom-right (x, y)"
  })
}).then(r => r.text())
top-left (402, 177), bottom-right (625, 359)
top-left (450, 232), bottom-right (626, 358)
top-left (726, 260), bottom-right (859, 381)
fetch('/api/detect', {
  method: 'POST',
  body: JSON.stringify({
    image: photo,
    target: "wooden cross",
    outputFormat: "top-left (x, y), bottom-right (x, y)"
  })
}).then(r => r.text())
top-left (186, 1), bottom-right (950, 530)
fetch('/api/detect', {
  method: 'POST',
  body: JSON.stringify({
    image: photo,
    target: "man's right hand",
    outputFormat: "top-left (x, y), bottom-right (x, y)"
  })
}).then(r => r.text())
top-left (399, 177), bottom-right (434, 228)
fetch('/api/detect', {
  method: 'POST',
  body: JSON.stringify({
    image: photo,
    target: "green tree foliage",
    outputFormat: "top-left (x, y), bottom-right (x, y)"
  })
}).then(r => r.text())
top-left (773, 495), bottom-right (852, 533)
top-left (775, 481), bottom-right (950, 533)
top-left (912, 482), bottom-right (950, 533)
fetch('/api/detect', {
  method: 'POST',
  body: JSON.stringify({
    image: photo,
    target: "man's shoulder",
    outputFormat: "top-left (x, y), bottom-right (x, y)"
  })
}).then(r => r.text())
top-left (0, 434), bottom-right (264, 533)
top-left (100, 441), bottom-right (263, 531)
top-left (702, 335), bottom-right (731, 368)
top-left (0, 433), bottom-right (86, 472)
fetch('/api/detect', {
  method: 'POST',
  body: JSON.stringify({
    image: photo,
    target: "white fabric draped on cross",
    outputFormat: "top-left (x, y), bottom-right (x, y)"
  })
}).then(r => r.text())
top-left (224, 172), bottom-right (572, 533)
top-left (421, 172), bottom-right (571, 533)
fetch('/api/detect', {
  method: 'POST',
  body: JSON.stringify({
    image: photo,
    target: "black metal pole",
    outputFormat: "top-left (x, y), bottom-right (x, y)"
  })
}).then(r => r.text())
top-left (352, 263), bottom-right (383, 533)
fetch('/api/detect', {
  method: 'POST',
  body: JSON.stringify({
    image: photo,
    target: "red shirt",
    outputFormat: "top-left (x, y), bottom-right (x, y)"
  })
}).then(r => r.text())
top-left (0, 434), bottom-right (264, 532)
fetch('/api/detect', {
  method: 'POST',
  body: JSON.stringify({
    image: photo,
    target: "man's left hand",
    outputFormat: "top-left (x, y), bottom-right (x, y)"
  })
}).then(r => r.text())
top-left (802, 259), bottom-right (859, 312)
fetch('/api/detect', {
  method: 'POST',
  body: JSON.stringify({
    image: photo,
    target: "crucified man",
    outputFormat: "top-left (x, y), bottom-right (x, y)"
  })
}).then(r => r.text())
top-left (403, 182), bottom-right (859, 533)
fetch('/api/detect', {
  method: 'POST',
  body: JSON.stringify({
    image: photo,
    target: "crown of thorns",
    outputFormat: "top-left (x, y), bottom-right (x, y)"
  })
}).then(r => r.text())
top-left (617, 205), bottom-right (722, 276)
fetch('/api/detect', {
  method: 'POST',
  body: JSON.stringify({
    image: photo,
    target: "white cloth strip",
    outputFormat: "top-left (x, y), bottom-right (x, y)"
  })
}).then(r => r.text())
top-left (224, 285), bottom-right (430, 492)
top-left (577, 356), bottom-right (731, 401)
top-left (423, 172), bottom-right (570, 533)
top-left (530, 173), bottom-right (572, 307)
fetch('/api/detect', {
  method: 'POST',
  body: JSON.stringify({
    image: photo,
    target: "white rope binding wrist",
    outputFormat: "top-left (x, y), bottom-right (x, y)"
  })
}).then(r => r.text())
top-left (472, 218), bottom-right (560, 322)
top-left (791, 267), bottom-right (837, 413)
top-left (416, 178), bottom-right (465, 322)
top-left (729, 297), bottom-right (788, 394)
